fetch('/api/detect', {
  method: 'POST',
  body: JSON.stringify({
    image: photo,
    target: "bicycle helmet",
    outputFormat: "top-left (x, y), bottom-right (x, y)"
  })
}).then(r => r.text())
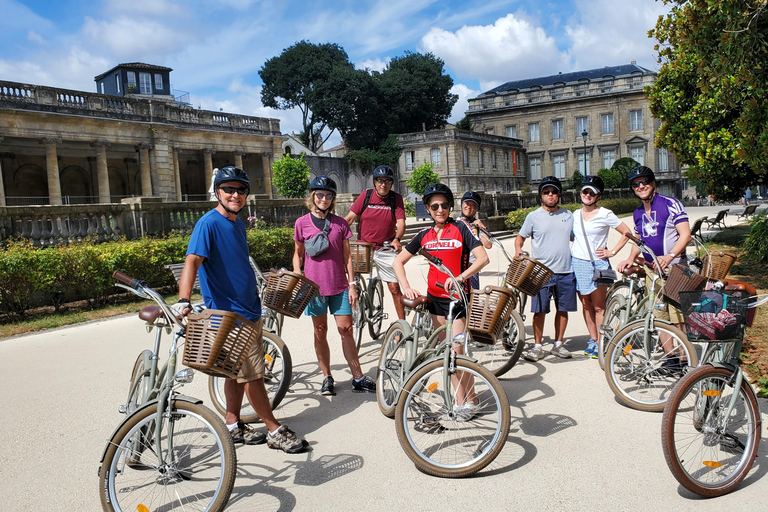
top-left (422, 183), bottom-right (454, 206)
top-left (538, 176), bottom-right (562, 195)
top-left (214, 166), bottom-right (250, 189)
top-left (461, 191), bottom-right (482, 207)
top-left (581, 175), bottom-right (604, 195)
top-left (627, 166), bottom-right (655, 187)
top-left (310, 175), bottom-right (337, 193)
top-left (372, 165), bottom-right (395, 180)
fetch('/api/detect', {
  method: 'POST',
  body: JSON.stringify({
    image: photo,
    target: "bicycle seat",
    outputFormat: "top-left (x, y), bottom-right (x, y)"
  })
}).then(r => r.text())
top-left (621, 265), bottom-right (646, 278)
top-left (401, 295), bottom-right (432, 309)
top-left (139, 306), bottom-right (168, 323)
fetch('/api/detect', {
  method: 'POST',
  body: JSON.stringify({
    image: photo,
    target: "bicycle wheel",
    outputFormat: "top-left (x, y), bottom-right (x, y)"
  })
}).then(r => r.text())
top-left (99, 400), bottom-right (236, 512)
top-left (208, 332), bottom-right (292, 423)
top-left (605, 321), bottom-right (697, 412)
top-left (470, 310), bottom-right (525, 377)
top-left (377, 320), bottom-right (412, 417)
top-left (262, 307), bottom-right (284, 337)
top-left (661, 365), bottom-right (761, 497)
top-left (395, 358), bottom-right (510, 477)
top-left (598, 295), bottom-right (624, 370)
top-left (353, 286), bottom-right (366, 352)
top-left (367, 278), bottom-right (385, 340)
top-left (125, 350), bottom-right (151, 414)
top-left (605, 281), bottom-right (629, 306)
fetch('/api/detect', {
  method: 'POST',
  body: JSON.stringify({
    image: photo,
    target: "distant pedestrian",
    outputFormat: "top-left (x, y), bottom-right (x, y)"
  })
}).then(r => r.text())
top-left (745, 188), bottom-right (752, 205)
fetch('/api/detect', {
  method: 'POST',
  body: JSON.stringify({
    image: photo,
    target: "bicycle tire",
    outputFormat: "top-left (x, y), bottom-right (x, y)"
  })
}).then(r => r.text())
top-left (605, 281), bottom-right (629, 306)
top-left (604, 321), bottom-right (697, 412)
top-left (661, 365), bottom-right (761, 497)
top-left (395, 358), bottom-right (510, 477)
top-left (367, 278), bottom-right (385, 340)
top-left (470, 309), bottom-right (525, 377)
top-left (99, 400), bottom-right (236, 512)
top-left (208, 331), bottom-right (292, 423)
top-left (599, 295), bottom-right (624, 370)
top-left (377, 320), bottom-right (412, 417)
top-left (353, 287), bottom-right (366, 352)
top-left (125, 350), bottom-right (151, 414)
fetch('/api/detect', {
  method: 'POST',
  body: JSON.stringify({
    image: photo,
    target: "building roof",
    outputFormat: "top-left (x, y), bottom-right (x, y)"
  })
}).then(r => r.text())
top-left (479, 63), bottom-right (654, 96)
top-left (94, 63), bottom-right (174, 82)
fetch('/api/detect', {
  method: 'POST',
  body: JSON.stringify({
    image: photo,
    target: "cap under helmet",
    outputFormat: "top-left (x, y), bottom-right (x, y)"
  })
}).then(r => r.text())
top-left (422, 183), bottom-right (454, 206)
top-left (581, 175), bottom-right (605, 195)
top-left (538, 176), bottom-right (562, 195)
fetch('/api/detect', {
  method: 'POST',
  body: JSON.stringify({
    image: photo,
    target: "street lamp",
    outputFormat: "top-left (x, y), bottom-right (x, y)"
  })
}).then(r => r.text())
top-left (581, 129), bottom-right (588, 176)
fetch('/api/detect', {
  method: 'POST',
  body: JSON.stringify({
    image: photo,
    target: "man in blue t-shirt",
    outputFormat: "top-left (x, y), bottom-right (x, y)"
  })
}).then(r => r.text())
top-left (173, 166), bottom-right (306, 454)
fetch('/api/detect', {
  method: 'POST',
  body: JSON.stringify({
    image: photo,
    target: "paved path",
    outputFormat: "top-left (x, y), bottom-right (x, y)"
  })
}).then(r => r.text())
top-left (1, 204), bottom-right (766, 511)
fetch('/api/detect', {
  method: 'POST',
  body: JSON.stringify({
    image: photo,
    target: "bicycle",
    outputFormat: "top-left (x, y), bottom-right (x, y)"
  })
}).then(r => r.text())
top-left (99, 271), bottom-right (236, 512)
top-left (376, 248), bottom-right (511, 477)
top-left (661, 284), bottom-right (766, 497)
top-left (350, 241), bottom-right (388, 351)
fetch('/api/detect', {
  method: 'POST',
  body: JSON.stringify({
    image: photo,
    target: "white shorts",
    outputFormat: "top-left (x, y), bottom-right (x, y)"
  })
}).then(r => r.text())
top-left (373, 248), bottom-right (398, 283)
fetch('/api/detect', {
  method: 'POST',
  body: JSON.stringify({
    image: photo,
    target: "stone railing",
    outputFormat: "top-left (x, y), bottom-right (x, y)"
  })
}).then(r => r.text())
top-left (399, 129), bottom-right (523, 147)
top-left (0, 80), bottom-right (281, 135)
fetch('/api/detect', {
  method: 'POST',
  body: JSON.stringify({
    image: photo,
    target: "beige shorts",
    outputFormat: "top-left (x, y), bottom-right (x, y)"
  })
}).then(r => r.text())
top-left (373, 248), bottom-right (399, 283)
top-left (645, 273), bottom-right (685, 324)
top-left (236, 318), bottom-right (265, 383)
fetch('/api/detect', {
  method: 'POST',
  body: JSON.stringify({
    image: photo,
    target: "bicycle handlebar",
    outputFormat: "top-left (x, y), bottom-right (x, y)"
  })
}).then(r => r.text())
top-left (113, 270), bottom-right (186, 329)
top-left (113, 270), bottom-right (142, 289)
top-left (418, 248), bottom-right (442, 266)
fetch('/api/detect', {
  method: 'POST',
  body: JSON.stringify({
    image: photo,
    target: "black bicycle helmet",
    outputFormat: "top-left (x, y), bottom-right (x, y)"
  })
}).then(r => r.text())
top-left (627, 165), bottom-right (655, 187)
top-left (461, 190), bottom-right (482, 207)
top-left (310, 175), bottom-right (337, 194)
top-left (214, 166), bottom-right (250, 189)
top-left (538, 176), bottom-right (562, 195)
top-left (422, 183), bottom-right (454, 206)
top-left (581, 175), bottom-right (605, 195)
top-left (372, 165), bottom-right (395, 180)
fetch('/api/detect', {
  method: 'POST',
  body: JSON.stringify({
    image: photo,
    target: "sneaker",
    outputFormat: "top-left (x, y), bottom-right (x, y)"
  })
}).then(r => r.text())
top-left (656, 356), bottom-right (685, 377)
top-left (523, 345), bottom-right (545, 362)
top-left (267, 425), bottom-right (307, 454)
top-left (453, 403), bottom-right (479, 422)
top-left (584, 339), bottom-right (596, 356)
top-left (352, 375), bottom-right (376, 393)
top-left (321, 376), bottom-right (335, 396)
top-left (230, 421), bottom-right (267, 445)
top-left (590, 342), bottom-right (600, 359)
top-left (550, 344), bottom-right (573, 359)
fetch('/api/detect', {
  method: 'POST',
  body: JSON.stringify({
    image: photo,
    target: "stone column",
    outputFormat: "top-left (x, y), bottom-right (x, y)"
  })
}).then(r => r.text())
top-left (92, 139), bottom-right (111, 203)
top-left (261, 152), bottom-right (273, 198)
top-left (0, 134), bottom-right (5, 207)
top-left (203, 148), bottom-right (216, 198)
top-left (234, 150), bottom-right (245, 170)
top-left (172, 148), bottom-right (182, 201)
top-left (136, 143), bottom-right (153, 196)
top-left (40, 136), bottom-right (63, 205)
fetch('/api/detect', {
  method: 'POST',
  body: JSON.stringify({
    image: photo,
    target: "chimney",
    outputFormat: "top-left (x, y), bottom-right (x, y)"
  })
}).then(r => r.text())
top-left (631, 60), bottom-right (636, 65)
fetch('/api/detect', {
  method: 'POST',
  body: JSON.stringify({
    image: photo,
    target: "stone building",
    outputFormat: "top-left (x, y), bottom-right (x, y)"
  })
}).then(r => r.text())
top-left (466, 63), bottom-right (685, 197)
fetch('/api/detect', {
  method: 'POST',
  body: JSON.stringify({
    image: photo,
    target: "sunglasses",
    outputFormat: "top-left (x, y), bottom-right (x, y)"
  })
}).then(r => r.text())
top-left (219, 185), bottom-right (248, 195)
top-left (315, 191), bottom-right (335, 200)
top-left (429, 202), bottom-right (451, 211)
top-left (581, 189), bottom-right (597, 196)
top-left (375, 178), bottom-right (393, 185)
top-left (541, 189), bottom-right (559, 195)
top-left (631, 178), bottom-right (653, 189)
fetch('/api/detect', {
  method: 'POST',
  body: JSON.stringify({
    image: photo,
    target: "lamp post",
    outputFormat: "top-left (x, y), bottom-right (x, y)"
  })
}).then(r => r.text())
top-left (581, 130), bottom-right (588, 176)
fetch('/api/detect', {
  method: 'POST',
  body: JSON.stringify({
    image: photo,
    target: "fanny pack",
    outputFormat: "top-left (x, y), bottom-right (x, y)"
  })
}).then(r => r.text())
top-left (304, 217), bottom-right (332, 257)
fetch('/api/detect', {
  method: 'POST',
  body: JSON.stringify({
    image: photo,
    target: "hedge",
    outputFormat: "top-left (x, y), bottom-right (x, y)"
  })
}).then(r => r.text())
top-left (0, 227), bottom-right (295, 318)
top-left (504, 198), bottom-right (642, 230)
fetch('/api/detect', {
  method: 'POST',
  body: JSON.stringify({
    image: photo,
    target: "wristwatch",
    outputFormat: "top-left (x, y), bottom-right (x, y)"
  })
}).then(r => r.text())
top-left (667, 253), bottom-right (676, 259)
top-left (393, 237), bottom-right (400, 242)
top-left (609, 249), bottom-right (616, 256)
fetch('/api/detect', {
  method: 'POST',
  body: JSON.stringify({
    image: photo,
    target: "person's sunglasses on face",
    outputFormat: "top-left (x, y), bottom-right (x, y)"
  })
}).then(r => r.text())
top-left (375, 178), bottom-right (393, 185)
top-left (219, 185), bottom-right (248, 195)
top-left (429, 202), bottom-right (450, 211)
top-left (631, 178), bottom-right (652, 189)
top-left (315, 192), bottom-right (335, 200)
top-left (541, 188), bottom-right (559, 195)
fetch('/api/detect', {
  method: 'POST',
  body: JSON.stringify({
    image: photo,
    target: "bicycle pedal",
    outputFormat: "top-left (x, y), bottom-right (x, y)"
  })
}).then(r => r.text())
top-left (385, 359), bottom-right (402, 371)
top-left (382, 313), bottom-right (389, 320)
top-left (118, 404), bottom-right (128, 414)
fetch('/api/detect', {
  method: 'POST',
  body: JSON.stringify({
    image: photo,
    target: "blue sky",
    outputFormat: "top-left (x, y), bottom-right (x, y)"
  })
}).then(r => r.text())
top-left (0, 0), bottom-right (669, 147)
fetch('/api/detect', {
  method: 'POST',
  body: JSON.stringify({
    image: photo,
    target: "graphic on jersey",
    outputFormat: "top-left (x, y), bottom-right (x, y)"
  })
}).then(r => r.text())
top-left (422, 239), bottom-right (463, 251)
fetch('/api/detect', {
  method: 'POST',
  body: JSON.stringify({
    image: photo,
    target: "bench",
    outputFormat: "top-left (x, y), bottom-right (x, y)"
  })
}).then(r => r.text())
top-left (703, 209), bottom-right (729, 230)
top-left (165, 256), bottom-right (264, 293)
top-left (690, 216), bottom-right (707, 242)
top-left (736, 204), bottom-right (758, 222)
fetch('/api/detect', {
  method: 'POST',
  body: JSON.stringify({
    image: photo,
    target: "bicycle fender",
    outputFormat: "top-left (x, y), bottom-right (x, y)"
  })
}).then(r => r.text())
top-left (99, 395), bottom-right (203, 464)
top-left (703, 361), bottom-right (739, 372)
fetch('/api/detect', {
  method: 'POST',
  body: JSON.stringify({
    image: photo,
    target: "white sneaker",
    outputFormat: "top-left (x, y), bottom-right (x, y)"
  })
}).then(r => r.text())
top-left (523, 345), bottom-right (545, 361)
top-left (550, 344), bottom-right (572, 359)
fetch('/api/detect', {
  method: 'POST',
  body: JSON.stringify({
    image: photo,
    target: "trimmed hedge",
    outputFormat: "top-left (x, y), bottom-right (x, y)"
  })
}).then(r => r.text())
top-left (504, 198), bottom-right (641, 230)
top-left (0, 227), bottom-right (295, 317)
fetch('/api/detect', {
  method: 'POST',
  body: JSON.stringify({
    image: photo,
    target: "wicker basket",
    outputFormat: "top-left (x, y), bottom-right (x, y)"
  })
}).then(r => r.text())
top-left (504, 256), bottom-right (554, 296)
top-left (701, 251), bottom-right (737, 280)
top-left (262, 269), bottom-right (319, 318)
top-left (662, 264), bottom-right (708, 309)
top-left (678, 289), bottom-right (748, 342)
top-left (467, 285), bottom-right (515, 345)
top-left (183, 309), bottom-right (258, 379)
top-left (350, 242), bottom-right (374, 274)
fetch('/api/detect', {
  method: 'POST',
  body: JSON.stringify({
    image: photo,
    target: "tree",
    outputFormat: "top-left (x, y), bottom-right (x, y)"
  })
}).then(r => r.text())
top-left (648, 0), bottom-right (768, 200)
top-left (407, 161), bottom-right (440, 196)
top-left (259, 41), bottom-right (354, 153)
top-left (272, 153), bottom-right (310, 198)
top-left (568, 170), bottom-right (584, 190)
top-left (610, 157), bottom-right (640, 188)
top-left (455, 116), bottom-right (474, 131)
top-left (598, 168), bottom-right (624, 189)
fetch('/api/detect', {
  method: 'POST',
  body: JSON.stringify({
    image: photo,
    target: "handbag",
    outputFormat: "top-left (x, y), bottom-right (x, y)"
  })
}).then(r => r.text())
top-left (579, 211), bottom-right (617, 286)
top-left (304, 217), bottom-right (331, 257)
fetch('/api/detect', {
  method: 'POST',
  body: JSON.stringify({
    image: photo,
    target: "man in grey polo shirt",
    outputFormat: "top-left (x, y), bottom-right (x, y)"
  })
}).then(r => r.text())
top-left (514, 176), bottom-right (577, 361)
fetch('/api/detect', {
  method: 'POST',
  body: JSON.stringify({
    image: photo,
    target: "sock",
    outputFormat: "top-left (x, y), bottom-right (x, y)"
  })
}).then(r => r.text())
top-left (227, 422), bottom-right (237, 431)
top-left (269, 426), bottom-right (281, 435)
top-left (554, 341), bottom-right (563, 347)
top-left (534, 343), bottom-right (542, 349)
top-left (354, 376), bottom-right (365, 383)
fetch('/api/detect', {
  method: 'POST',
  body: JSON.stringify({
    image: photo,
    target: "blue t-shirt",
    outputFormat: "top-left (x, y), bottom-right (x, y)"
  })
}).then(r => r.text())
top-left (187, 209), bottom-right (261, 321)
top-left (632, 193), bottom-right (689, 263)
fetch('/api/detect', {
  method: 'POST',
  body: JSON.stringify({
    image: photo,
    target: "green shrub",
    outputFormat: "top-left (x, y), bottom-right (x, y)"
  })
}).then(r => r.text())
top-left (0, 242), bottom-right (45, 316)
top-left (247, 227), bottom-right (295, 271)
top-left (744, 211), bottom-right (768, 263)
top-left (504, 198), bottom-right (641, 230)
top-left (404, 200), bottom-right (415, 217)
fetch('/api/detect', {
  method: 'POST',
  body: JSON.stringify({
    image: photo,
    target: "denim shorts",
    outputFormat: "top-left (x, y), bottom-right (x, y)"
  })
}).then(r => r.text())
top-left (531, 273), bottom-right (578, 314)
top-left (305, 289), bottom-right (352, 316)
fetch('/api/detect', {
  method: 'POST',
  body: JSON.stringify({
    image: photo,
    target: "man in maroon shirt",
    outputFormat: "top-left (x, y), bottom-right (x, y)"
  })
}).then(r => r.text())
top-left (345, 165), bottom-right (407, 319)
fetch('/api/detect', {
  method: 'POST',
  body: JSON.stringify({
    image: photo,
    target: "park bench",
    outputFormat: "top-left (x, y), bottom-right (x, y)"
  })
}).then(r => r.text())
top-left (704, 208), bottom-right (729, 230)
top-left (736, 204), bottom-right (758, 222)
top-left (690, 216), bottom-right (708, 242)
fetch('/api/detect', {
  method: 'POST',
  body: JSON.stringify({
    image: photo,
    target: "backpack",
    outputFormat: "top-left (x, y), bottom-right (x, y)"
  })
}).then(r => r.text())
top-left (357, 189), bottom-right (397, 237)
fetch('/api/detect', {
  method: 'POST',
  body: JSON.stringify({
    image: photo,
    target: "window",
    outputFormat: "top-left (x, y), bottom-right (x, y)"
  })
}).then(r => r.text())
top-left (530, 157), bottom-right (541, 180)
top-left (115, 74), bottom-right (120, 94)
top-left (658, 148), bottom-right (669, 172)
top-left (154, 73), bottom-right (163, 91)
top-left (406, 151), bottom-right (415, 171)
top-left (551, 86), bottom-right (564, 100)
top-left (505, 125), bottom-right (517, 138)
top-left (528, 122), bottom-right (540, 142)
top-left (601, 113), bottom-right (614, 134)
top-left (139, 72), bottom-right (152, 94)
top-left (630, 110), bottom-right (642, 131)
top-left (478, 149), bottom-right (484, 168)
top-left (602, 150), bottom-right (616, 169)
top-left (630, 147), bottom-right (644, 165)
top-left (576, 117), bottom-right (588, 138)
top-left (578, 151), bottom-right (590, 175)
top-left (431, 148), bottom-right (441, 167)
top-left (127, 72), bottom-right (136, 87)
top-left (629, 75), bottom-right (643, 89)
top-left (575, 83), bottom-right (588, 96)
top-left (601, 79), bottom-right (614, 92)
top-left (552, 119), bottom-right (564, 140)
top-left (284, 145), bottom-right (293, 155)
top-left (553, 155), bottom-right (566, 178)
top-left (527, 90), bottom-right (540, 103)
top-left (462, 147), bottom-right (469, 167)
top-left (492, 150), bottom-right (497, 168)
top-left (100, 82), bottom-right (105, 94)
top-left (504, 151), bottom-right (510, 169)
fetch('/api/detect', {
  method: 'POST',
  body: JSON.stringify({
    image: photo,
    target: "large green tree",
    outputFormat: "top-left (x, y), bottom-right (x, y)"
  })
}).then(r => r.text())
top-left (648, 0), bottom-right (768, 200)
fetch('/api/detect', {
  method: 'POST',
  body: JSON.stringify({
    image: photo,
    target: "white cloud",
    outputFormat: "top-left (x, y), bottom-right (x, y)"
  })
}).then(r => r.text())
top-left (27, 31), bottom-right (46, 45)
top-left (81, 16), bottom-right (189, 60)
top-left (448, 83), bottom-right (480, 122)
top-left (0, 48), bottom-right (110, 91)
top-left (356, 57), bottom-right (390, 72)
top-left (103, 0), bottom-right (184, 16)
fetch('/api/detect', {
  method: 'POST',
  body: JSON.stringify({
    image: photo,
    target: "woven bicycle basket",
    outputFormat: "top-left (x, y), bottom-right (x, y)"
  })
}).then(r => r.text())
top-left (183, 309), bottom-right (258, 379)
top-left (262, 269), bottom-right (319, 319)
top-left (349, 242), bottom-right (374, 274)
top-left (662, 264), bottom-right (708, 309)
top-left (467, 285), bottom-right (515, 345)
top-left (504, 256), bottom-right (554, 296)
top-left (701, 251), bottom-right (737, 280)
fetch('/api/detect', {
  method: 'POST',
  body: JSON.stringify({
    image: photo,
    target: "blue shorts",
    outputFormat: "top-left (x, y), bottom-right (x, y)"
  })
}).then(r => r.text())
top-left (531, 273), bottom-right (578, 314)
top-left (305, 289), bottom-right (352, 317)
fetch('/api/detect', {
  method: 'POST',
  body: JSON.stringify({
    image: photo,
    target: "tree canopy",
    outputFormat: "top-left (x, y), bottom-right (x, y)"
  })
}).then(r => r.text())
top-left (271, 153), bottom-right (310, 198)
top-left (407, 162), bottom-right (440, 196)
top-left (648, 0), bottom-right (768, 200)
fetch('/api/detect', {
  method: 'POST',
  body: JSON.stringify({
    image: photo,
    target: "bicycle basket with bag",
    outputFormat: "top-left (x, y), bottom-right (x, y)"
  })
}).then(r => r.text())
top-left (678, 289), bottom-right (748, 342)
